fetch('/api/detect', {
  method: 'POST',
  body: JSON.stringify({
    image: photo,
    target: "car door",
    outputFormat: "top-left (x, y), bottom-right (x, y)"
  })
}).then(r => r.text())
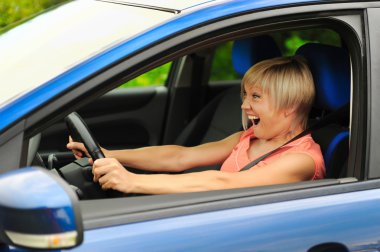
top-left (76, 183), bottom-right (380, 252)
top-left (67, 4), bottom-right (375, 252)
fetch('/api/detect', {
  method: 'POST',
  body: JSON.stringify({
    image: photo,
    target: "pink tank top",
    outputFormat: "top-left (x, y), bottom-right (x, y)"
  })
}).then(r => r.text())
top-left (220, 127), bottom-right (325, 180)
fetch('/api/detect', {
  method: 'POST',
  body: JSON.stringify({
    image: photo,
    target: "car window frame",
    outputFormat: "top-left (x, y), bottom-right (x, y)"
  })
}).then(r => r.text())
top-left (365, 7), bottom-right (380, 179)
top-left (13, 3), bottom-right (373, 228)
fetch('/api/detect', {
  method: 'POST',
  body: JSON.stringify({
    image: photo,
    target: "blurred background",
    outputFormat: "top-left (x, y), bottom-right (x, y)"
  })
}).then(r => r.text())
top-left (1, 0), bottom-right (66, 31)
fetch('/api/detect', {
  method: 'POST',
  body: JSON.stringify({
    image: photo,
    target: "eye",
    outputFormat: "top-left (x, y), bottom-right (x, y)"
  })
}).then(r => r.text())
top-left (252, 93), bottom-right (261, 99)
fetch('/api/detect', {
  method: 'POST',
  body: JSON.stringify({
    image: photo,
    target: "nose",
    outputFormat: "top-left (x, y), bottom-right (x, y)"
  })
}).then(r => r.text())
top-left (241, 97), bottom-right (251, 110)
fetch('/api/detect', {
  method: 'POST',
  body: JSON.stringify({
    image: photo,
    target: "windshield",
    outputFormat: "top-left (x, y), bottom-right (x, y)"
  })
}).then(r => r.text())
top-left (0, 0), bottom-right (173, 107)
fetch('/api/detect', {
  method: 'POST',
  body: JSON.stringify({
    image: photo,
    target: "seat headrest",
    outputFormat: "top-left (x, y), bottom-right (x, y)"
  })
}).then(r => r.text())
top-left (232, 35), bottom-right (282, 76)
top-left (296, 43), bottom-right (350, 111)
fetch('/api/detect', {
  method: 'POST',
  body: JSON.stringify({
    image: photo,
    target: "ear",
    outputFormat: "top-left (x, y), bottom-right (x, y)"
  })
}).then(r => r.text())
top-left (284, 106), bottom-right (297, 118)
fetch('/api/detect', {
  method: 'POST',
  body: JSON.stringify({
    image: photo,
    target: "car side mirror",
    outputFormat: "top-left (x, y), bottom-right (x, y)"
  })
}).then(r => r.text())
top-left (0, 167), bottom-right (83, 250)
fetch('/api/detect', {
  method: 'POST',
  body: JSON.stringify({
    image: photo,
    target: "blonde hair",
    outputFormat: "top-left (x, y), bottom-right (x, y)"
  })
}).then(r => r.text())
top-left (241, 56), bottom-right (315, 130)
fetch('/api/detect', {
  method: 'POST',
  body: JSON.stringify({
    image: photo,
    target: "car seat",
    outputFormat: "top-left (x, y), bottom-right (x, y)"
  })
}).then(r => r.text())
top-left (176, 35), bottom-right (282, 172)
top-left (296, 43), bottom-right (350, 178)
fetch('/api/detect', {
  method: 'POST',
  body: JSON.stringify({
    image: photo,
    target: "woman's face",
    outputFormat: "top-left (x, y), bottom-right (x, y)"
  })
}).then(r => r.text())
top-left (241, 85), bottom-right (292, 140)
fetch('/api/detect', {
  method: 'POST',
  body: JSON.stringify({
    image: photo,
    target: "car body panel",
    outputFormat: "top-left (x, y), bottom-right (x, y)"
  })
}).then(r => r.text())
top-left (42, 189), bottom-right (380, 251)
top-left (367, 7), bottom-right (380, 179)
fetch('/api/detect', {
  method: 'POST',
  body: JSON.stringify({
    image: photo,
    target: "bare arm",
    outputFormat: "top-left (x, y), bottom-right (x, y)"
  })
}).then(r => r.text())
top-left (67, 132), bottom-right (241, 173)
top-left (93, 152), bottom-right (316, 194)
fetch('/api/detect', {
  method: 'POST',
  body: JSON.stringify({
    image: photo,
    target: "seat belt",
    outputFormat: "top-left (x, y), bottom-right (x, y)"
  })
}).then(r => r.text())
top-left (239, 105), bottom-right (349, 171)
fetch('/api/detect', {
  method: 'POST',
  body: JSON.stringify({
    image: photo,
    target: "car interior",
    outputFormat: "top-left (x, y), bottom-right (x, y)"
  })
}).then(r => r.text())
top-left (31, 26), bottom-right (353, 200)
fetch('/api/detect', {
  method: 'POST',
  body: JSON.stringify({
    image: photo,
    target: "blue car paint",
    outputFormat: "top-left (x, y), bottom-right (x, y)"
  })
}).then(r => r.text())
top-left (0, 168), bottom-right (77, 232)
top-left (0, 0), bottom-right (318, 132)
top-left (0, 167), bottom-right (71, 209)
top-left (60, 189), bottom-right (380, 251)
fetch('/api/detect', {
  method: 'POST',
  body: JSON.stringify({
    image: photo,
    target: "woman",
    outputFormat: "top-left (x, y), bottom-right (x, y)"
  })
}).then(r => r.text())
top-left (67, 56), bottom-right (325, 194)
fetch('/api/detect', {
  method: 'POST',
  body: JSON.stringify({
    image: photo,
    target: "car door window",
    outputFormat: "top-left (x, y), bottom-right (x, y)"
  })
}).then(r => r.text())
top-left (271, 28), bottom-right (341, 55)
top-left (210, 41), bottom-right (240, 81)
top-left (119, 62), bottom-right (172, 88)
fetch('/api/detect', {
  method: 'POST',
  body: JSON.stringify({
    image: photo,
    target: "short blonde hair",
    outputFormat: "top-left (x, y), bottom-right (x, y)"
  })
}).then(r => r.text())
top-left (241, 56), bottom-right (315, 130)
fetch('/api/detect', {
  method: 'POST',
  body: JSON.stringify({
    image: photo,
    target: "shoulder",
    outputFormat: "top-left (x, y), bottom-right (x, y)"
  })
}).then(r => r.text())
top-left (243, 152), bottom-right (316, 183)
top-left (278, 152), bottom-right (317, 180)
top-left (286, 134), bottom-right (322, 156)
top-left (282, 134), bottom-right (325, 179)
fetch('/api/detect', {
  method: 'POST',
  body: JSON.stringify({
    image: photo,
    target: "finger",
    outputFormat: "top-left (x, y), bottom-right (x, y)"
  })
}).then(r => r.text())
top-left (98, 173), bottom-right (122, 191)
top-left (73, 150), bottom-right (83, 158)
top-left (67, 142), bottom-right (90, 160)
top-left (67, 142), bottom-right (85, 151)
top-left (92, 162), bottom-right (114, 182)
top-left (67, 143), bottom-right (82, 160)
top-left (93, 158), bottom-right (121, 167)
top-left (98, 173), bottom-right (113, 190)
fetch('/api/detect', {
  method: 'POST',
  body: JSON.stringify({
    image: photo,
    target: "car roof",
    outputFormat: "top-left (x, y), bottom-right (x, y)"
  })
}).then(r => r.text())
top-left (95, 0), bottom-right (218, 13)
top-left (0, 0), bottom-right (323, 133)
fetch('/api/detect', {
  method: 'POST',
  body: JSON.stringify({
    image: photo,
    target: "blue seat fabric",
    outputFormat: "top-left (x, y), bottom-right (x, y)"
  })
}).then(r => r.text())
top-left (232, 35), bottom-right (282, 75)
top-left (296, 43), bottom-right (350, 110)
top-left (296, 43), bottom-right (350, 178)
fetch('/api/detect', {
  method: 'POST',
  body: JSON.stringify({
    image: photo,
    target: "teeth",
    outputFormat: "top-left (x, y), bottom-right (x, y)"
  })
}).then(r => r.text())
top-left (248, 115), bottom-right (259, 120)
top-left (248, 115), bottom-right (260, 125)
top-left (248, 116), bottom-right (259, 120)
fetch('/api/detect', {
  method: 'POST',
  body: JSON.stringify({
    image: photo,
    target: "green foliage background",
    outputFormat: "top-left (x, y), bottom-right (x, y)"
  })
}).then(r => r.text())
top-left (0, 0), bottom-right (67, 33)
top-left (1, 0), bottom-right (340, 87)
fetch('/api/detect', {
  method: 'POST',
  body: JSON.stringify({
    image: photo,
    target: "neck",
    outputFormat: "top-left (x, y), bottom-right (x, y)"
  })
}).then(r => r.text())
top-left (258, 124), bottom-right (304, 146)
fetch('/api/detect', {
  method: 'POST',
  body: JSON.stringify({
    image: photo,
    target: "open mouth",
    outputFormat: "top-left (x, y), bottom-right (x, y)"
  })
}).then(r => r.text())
top-left (248, 115), bottom-right (260, 125)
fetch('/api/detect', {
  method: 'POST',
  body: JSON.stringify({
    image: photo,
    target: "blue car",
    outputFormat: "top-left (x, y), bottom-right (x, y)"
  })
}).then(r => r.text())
top-left (0, 0), bottom-right (379, 251)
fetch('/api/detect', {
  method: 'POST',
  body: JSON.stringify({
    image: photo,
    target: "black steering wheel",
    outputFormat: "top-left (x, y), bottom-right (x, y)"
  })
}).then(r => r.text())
top-left (63, 112), bottom-right (123, 199)
top-left (65, 112), bottom-right (105, 161)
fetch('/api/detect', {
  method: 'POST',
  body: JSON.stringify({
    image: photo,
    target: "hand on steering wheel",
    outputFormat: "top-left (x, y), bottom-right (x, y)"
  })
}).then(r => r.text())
top-left (65, 112), bottom-right (105, 161)
top-left (67, 136), bottom-right (89, 160)
top-left (64, 112), bottom-right (124, 198)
